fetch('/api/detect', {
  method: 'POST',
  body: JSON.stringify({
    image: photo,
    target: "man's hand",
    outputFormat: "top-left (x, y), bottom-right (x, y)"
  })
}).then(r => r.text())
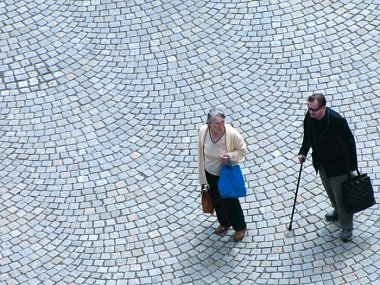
top-left (298, 154), bottom-right (306, 164)
top-left (350, 170), bottom-right (359, 177)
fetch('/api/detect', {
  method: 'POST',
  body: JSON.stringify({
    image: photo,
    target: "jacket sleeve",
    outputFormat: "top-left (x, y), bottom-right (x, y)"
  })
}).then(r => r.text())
top-left (298, 113), bottom-right (312, 157)
top-left (226, 125), bottom-right (247, 163)
top-left (338, 118), bottom-right (358, 171)
top-left (198, 125), bottom-right (208, 185)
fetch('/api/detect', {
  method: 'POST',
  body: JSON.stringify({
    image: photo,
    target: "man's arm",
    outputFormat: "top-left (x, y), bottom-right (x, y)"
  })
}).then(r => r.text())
top-left (339, 118), bottom-right (358, 171)
top-left (298, 114), bottom-right (312, 162)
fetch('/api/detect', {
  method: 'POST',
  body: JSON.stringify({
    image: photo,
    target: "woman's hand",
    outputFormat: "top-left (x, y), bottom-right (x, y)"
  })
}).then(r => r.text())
top-left (201, 184), bottom-right (209, 193)
top-left (220, 152), bottom-right (229, 164)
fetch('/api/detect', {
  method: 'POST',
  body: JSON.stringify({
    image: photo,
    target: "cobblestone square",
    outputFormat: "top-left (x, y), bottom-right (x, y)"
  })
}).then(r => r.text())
top-left (0, 0), bottom-right (379, 284)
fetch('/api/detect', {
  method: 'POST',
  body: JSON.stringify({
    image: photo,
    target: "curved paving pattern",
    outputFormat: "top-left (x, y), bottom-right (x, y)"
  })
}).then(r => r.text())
top-left (1, 0), bottom-right (380, 284)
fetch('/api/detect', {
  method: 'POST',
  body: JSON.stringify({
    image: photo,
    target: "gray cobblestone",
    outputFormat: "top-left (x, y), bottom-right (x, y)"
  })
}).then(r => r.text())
top-left (0, 0), bottom-right (379, 284)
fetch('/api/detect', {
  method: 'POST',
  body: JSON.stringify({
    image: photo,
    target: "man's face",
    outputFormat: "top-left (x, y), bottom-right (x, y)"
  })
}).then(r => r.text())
top-left (209, 116), bottom-right (225, 135)
top-left (308, 100), bottom-right (326, 120)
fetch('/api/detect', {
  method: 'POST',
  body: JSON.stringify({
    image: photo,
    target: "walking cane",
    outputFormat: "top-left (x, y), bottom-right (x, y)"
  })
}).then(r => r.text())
top-left (286, 162), bottom-right (303, 237)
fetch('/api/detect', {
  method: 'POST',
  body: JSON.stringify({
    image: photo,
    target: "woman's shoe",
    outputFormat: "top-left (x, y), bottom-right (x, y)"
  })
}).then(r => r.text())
top-left (214, 225), bottom-right (230, 235)
top-left (234, 228), bottom-right (247, 241)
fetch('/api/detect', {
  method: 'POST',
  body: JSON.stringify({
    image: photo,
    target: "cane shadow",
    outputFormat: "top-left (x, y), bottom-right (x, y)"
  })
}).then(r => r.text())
top-left (285, 217), bottom-right (378, 261)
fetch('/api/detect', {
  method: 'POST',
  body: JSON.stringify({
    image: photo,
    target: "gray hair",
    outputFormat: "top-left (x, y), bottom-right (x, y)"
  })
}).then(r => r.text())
top-left (207, 108), bottom-right (225, 124)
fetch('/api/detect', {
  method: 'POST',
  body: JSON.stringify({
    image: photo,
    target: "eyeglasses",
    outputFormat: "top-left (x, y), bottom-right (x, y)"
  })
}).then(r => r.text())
top-left (308, 105), bottom-right (324, 112)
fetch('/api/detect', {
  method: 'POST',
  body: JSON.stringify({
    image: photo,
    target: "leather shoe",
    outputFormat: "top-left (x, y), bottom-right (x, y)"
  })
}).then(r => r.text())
top-left (234, 228), bottom-right (247, 241)
top-left (214, 225), bottom-right (230, 235)
top-left (325, 210), bottom-right (338, 222)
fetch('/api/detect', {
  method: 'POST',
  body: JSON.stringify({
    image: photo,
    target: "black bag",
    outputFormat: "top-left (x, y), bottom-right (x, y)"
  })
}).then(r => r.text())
top-left (342, 173), bottom-right (376, 214)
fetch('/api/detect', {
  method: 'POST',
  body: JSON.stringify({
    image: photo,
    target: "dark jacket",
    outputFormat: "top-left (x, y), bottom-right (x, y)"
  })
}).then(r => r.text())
top-left (299, 107), bottom-right (358, 177)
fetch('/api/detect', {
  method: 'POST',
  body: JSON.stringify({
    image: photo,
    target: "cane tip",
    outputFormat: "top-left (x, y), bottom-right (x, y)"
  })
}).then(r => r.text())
top-left (285, 230), bottom-right (295, 238)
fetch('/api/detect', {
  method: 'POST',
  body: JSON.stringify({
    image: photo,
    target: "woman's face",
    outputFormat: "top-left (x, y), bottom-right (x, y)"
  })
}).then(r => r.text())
top-left (209, 115), bottom-right (225, 135)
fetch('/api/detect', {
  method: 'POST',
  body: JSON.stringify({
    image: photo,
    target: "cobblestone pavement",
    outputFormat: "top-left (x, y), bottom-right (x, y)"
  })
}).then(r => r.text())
top-left (1, 0), bottom-right (379, 284)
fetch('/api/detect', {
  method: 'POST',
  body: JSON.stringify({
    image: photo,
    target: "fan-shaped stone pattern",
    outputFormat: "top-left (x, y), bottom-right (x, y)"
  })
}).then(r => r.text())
top-left (0, 0), bottom-right (379, 284)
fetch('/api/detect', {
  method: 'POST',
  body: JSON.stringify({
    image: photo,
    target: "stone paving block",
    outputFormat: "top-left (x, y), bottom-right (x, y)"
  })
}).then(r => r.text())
top-left (0, 0), bottom-right (379, 284)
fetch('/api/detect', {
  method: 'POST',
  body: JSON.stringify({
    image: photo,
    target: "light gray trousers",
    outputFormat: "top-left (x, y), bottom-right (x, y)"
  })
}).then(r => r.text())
top-left (319, 166), bottom-right (353, 231)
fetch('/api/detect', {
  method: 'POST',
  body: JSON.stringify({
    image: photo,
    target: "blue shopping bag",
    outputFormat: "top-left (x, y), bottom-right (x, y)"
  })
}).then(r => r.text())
top-left (218, 159), bottom-right (246, 199)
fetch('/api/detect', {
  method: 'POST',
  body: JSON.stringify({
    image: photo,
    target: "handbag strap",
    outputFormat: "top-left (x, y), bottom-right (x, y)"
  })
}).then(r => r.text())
top-left (227, 156), bottom-right (233, 167)
top-left (347, 170), bottom-right (363, 181)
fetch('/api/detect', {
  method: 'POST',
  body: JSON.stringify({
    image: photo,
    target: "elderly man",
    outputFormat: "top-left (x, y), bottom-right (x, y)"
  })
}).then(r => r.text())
top-left (298, 93), bottom-right (358, 242)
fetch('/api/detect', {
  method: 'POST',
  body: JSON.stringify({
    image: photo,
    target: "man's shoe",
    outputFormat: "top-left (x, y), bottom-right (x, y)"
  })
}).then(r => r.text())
top-left (234, 228), bottom-right (247, 242)
top-left (214, 225), bottom-right (230, 235)
top-left (325, 210), bottom-right (338, 222)
top-left (341, 230), bottom-right (353, 242)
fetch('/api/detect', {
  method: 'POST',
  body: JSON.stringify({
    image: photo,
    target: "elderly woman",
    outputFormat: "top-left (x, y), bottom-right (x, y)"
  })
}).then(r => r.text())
top-left (198, 108), bottom-right (247, 241)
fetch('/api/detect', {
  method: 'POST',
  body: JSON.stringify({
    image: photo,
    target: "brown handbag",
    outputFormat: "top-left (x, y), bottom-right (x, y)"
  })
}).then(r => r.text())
top-left (201, 186), bottom-right (214, 214)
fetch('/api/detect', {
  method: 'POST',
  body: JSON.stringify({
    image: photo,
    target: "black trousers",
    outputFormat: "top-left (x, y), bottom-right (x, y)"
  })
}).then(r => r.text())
top-left (206, 171), bottom-right (246, 231)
